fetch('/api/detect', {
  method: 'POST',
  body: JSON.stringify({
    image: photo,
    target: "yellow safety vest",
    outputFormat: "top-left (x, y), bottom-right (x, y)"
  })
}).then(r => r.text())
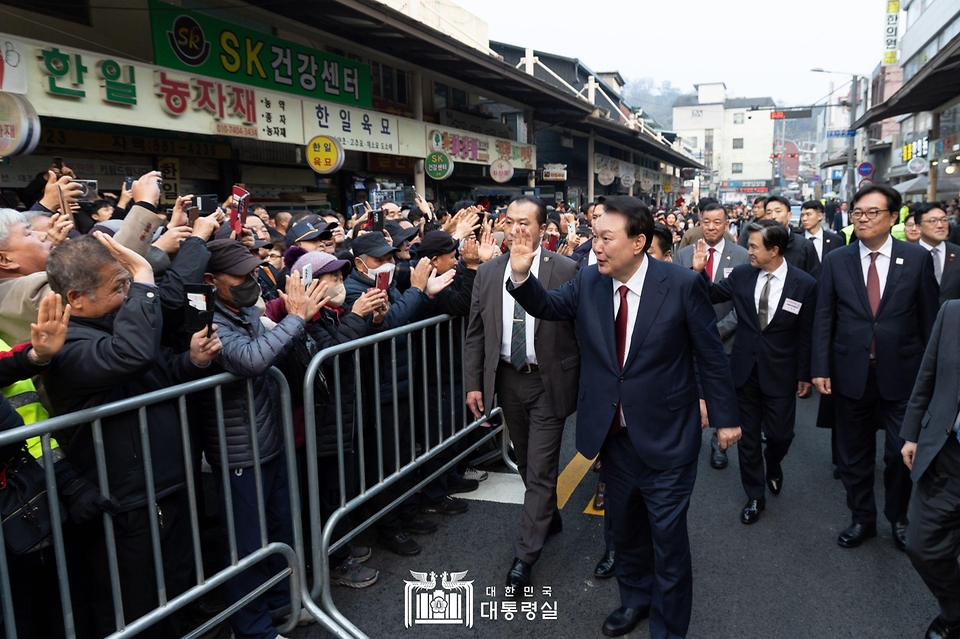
top-left (842, 224), bottom-right (855, 244)
top-left (892, 223), bottom-right (906, 242)
top-left (0, 339), bottom-right (56, 460)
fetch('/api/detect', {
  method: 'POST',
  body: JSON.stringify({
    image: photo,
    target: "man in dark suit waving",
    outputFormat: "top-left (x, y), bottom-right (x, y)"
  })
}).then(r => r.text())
top-left (506, 196), bottom-right (741, 639)
top-left (901, 301), bottom-right (960, 639)
top-left (692, 220), bottom-right (818, 524)
top-left (813, 183), bottom-right (940, 551)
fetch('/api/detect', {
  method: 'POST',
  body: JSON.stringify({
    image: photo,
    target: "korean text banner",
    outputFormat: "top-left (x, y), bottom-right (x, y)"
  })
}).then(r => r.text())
top-left (148, 0), bottom-right (372, 108)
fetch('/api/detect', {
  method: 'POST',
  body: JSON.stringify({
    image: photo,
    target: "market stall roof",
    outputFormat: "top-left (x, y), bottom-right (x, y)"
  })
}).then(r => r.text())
top-left (854, 34), bottom-right (960, 129)
top-left (260, 0), bottom-right (595, 120)
top-left (569, 115), bottom-right (705, 170)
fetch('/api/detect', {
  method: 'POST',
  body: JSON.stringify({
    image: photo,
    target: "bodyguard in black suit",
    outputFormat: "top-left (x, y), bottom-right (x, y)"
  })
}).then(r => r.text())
top-left (799, 199), bottom-right (845, 265)
top-left (832, 202), bottom-right (852, 233)
top-left (764, 195), bottom-right (820, 279)
top-left (902, 301), bottom-right (960, 639)
top-left (914, 202), bottom-right (960, 306)
top-left (812, 184), bottom-right (940, 551)
top-left (694, 221), bottom-right (817, 523)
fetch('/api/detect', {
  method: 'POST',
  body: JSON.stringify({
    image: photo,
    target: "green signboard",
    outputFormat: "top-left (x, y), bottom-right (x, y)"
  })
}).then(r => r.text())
top-left (425, 151), bottom-right (454, 180)
top-left (148, 0), bottom-right (372, 108)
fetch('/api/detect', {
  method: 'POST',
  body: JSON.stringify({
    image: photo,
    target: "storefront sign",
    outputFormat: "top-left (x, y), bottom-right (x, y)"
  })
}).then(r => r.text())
top-left (41, 127), bottom-right (232, 158)
top-left (662, 181), bottom-right (673, 194)
top-left (489, 158), bottom-right (514, 183)
top-left (427, 125), bottom-right (535, 170)
top-left (908, 157), bottom-right (928, 174)
top-left (304, 100), bottom-right (399, 154)
top-left (640, 177), bottom-right (654, 191)
top-left (597, 169), bottom-right (615, 186)
top-left (367, 153), bottom-right (417, 174)
top-left (0, 37), bottom-right (27, 94)
top-left (902, 136), bottom-right (929, 161)
top-left (148, 0), bottom-right (371, 108)
top-left (542, 163), bottom-right (567, 181)
top-left (305, 135), bottom-right (344, 174)
top-left (620, 173), bottom-right (636, 188)
top-left (158, 156), bottom-right (180, 207)
top-left (883, 1), bottom-right (900, 66)
top-left (0, 91), bottom-right (40, 157)
top-left (17, 37), bottom-right (307, 145)
top-left (425, 151), bottom-right (454, 180)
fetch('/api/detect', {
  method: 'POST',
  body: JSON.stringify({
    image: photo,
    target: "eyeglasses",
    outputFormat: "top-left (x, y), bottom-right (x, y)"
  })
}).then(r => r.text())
top-left (268, 253), bottom-right (282, 259)
top-left (851, 208), bottom-right (889, 220)
top-left (921, 217), bottom-right (949, 226)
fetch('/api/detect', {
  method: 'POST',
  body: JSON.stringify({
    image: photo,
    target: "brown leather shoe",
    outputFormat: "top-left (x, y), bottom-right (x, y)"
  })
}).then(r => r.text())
top-left (594, 482), bottom-right (605, 510)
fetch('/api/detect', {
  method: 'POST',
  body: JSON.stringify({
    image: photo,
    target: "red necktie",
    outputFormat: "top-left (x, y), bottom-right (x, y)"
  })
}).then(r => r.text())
top-left (867, 252), bottom-right (880, 357)
top-left (706, 248), bottom-right (716, 281)
top-left (609, 286), bottom-right (629, 437)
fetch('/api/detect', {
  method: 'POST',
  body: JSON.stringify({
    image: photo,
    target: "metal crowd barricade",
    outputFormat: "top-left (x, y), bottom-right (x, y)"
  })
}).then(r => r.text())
top-left (300, 314), bottom-right (513, 639)
top-left (0, 368), bottom-right (349, 639)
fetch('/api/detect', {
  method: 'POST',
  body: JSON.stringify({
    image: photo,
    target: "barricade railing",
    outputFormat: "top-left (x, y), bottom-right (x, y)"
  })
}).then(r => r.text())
top-left (300, 314), bottom-right (513, 639)
top-left (0, 367), bottom-right (349, 639)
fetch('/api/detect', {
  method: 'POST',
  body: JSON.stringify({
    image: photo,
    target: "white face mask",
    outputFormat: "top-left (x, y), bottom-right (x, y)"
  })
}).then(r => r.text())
top-left (361, 258), bottom-right (396, 285)
top-left (327, 283), bottom-right (347, 308)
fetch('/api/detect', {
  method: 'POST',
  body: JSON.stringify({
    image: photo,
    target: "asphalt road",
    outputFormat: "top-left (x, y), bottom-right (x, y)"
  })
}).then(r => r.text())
top-left (291, 392), bottom-right (936, 639)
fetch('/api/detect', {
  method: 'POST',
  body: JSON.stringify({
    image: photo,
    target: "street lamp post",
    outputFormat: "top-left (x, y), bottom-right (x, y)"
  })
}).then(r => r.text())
top-left (812, 68), bottom-right (863, 203)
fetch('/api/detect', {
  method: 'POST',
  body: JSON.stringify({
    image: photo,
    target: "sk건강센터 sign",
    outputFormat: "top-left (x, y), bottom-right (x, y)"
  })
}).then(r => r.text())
top-left (426, 151), bottom-right (454, 180)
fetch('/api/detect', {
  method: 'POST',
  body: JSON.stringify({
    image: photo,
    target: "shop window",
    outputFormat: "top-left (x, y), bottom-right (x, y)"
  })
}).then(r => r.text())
top-left (370, 62), bottom-right (409, 105)
top-left (434, 82), bottom-right (449, 111)
top-left (396, 69), bottom-right (408, 104)
top-left (371, 61), bottom-right (382, 99)
top-left (1, 0), bottom-right (89, 24)
top-left (451, 87), bottom-right (467, 108)
top-left (732, 163), bottom-right (743, 174)
top-left (382, 64), bottom-right (395, 103)
top-left (733, 138), bottom-right (744, 149)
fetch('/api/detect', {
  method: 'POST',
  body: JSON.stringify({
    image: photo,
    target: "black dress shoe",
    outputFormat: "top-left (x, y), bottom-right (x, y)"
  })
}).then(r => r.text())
top-left (766, 468), bottom-right (783, 496)
top-left (594, 549), bottom-right (615, 579)
top-left (740, 498), bottom-right (765, 525)
top-left (505, 558), bottom-right (531, 590)
top-left (602, 606), bottom-right (650, 637)
top-left (547, 511), bottom-right (562, 537)
top-left (710, 447), bottom-right (728, 469)
top-left (892, 519), bottom-right (908, 552)
top-left (837, 522), bottom-right (877, 548)
top-left (925, 614), bottom-right (960, 639)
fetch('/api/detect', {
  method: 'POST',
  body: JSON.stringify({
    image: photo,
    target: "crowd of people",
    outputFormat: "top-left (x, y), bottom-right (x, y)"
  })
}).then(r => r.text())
top-left (1, 160), bottom-right (960, 639)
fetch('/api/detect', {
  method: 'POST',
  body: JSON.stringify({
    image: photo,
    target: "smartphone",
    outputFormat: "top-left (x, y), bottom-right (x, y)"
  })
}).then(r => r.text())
top-left (545, 235), bottom-right (559, 252)
top-left (195, 194), bottom-right (219, 214)
top-left (302, 263), bottom-right (313, 289)
top-left (123, 176), bottom-right (135, 192)
top-left (70, 178), bottom-right (99, 202)
top-left (352, 202), bottom-right (367, 219)
top-left (187, 206), bottom-right (200, 227)
top-left (566, 222), bottom-right (576, 235)
top-left (184, 284), bottom-right (216, 335)
top-left (372, 208), bottom-right (385, 233)
top-left (52, 156), bottom-right (63, 171)
top-left (375, 271), bottom-right (390, 291)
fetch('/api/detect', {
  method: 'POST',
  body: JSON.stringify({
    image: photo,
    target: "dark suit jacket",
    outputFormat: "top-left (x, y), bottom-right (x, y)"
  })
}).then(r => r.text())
top-left (833, 211), bottom-right (851, 233)
top-left (675, 241), bottom-right (750, 354)
top-left (678, 225), bottom-right (736, 250)
top-left (507, 258), bottom-right (740, 469)
top-left (936, 241), bottom-right (960, 306)
top-left (707, 263), bottom-right (818, 397)
top-left (902, 301), bottom-right (960, 481)
top-left (463, 251), bottom-right (579, 420)
top-left (812, 237), bottom-right (940, 401)
top-left (784, 230), bottom-right (820, 279)
top-left (806, 228), bottom-right (845, 266)
top-left (571, 239), bottom-right (593, 269)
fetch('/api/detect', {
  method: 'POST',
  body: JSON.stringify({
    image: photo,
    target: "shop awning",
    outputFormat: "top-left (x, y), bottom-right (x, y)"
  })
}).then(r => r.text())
top-left (260, 0), bottom-right (595, 121)
top-left (854, 34), bottom-right (960, 129)
top-left (893, 174), bottom-right (960, 194)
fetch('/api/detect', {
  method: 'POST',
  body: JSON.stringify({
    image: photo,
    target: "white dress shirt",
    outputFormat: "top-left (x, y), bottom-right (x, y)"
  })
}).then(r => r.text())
top-left (613, 256), bottom-right (649, 360)
top-left (502, 248), bottom-right (542, 364)
top-left (859, 234), bottom-right (893, 299)
top-left (805, 228), bottom-right (824, 261)
top-left (754, 258), bottom-right (789, 323)
top-left (588, 247), bottom-right (597, 266)
top-left (838, 210), bottom-right (849, 228)
top-left (705, 238), bottom-right (725, 282)
top-left (919, 239), bottom-right (946, 281)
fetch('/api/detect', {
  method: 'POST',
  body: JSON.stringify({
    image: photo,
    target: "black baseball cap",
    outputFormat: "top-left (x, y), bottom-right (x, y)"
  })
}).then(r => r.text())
top-left (290, 219), bottom-right (333, 244)
top-left (416, 231), bottom-right (458, 258)
top-left (350, 232), bottom-right (396, 258)
top-left (385, 221), bottom-right (419, 247)
top-left (206, 239), bottom-right (266, 276)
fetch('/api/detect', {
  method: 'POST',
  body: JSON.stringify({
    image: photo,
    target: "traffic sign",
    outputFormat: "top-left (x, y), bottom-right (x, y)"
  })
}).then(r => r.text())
top-left (827, 130), bottom-right (856, 138)
top-left (858, 162), bottom-right (874, 177)
top-left (858, 178), bottom-right (874, 188)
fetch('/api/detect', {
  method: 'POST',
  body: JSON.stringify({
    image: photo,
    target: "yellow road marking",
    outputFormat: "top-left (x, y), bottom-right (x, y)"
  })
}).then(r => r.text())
top-left (556, 453), bottom-right (595, 509)
top-left (583, 500), bottom-right (604, 517)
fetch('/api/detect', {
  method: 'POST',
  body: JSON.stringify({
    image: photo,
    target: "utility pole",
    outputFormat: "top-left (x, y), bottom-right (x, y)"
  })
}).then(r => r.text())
top-left (845, 75), bottom-right (858, 203)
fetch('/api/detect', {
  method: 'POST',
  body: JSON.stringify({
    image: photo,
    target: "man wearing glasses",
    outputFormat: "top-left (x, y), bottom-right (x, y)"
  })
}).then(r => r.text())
top-left (915, 202), bottom-right (960, 305)
top-left (812, 184), bottom-right (939, 552)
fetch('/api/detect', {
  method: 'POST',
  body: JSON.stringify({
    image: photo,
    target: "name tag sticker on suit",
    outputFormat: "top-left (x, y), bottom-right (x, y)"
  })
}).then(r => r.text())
top-left (723, 268), bottom-right (733, 278)
top-left (896, 257), bottom-right (904, 265)
top-left (783, 298), bottom-right (802, 315)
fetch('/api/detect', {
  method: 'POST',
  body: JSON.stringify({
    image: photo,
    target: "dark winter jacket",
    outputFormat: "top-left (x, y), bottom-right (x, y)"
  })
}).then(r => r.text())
top-left (198, 303), bottom-right (305, 469)
top-left (42, 283), bottom-right (210, 511)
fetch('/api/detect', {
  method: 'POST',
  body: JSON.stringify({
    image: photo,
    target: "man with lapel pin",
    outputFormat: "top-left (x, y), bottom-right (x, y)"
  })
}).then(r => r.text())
top-left (691, 220), bottom-right (817, 523)
top-left (799, 199), bottom-right (845, 264)
top-left (505, 195), bottom-right (741, 639)
top-left (813, 184), bottom-right (940, 551)
top-left (463, 195), bottom-right (579, 592)
top-left (676, 202), bottom-right (749, 470)
top-left (914, 202), bottom-right (960, 306)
